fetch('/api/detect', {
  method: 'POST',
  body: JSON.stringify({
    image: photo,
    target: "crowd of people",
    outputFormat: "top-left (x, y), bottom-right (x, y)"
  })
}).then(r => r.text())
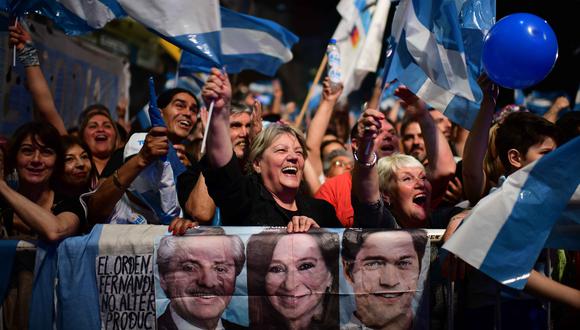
top-left (1, 20), bottom-right (580, 330)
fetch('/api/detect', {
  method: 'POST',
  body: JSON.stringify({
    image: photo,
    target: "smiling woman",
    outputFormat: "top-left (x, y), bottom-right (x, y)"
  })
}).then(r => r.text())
top-left (201, 68), bottom-right (341, 228)
top-left (79, 107), bottom-right (119, 177)
top-left (0, 122), bottom-right (85, 241)
top-left (58, 136), bottom-right (97, 198)
top-left (247, 229), bottom-right (339, 329)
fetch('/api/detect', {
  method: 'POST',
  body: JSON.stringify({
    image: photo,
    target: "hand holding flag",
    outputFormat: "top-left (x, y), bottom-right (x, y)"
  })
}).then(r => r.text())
top-left (200, 68), bottom-right (231, 154)
top-left (147, 77), bottom-right (186, 176)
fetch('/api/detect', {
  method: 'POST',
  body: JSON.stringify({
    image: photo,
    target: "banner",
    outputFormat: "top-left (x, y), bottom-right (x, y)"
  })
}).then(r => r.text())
top-left (96, 254), bottom-right (156, 330)
top-left (148, 227), bottom-right (430, 329)
top-left (2, 225), bottom-right (432, 329)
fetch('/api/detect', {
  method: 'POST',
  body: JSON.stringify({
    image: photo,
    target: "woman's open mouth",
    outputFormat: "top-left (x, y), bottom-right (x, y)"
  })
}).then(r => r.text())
top-left (281, 166), bottom-right (298, 176)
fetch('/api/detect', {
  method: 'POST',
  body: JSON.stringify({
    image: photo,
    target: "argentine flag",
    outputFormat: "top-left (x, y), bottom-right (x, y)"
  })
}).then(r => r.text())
top-left (385, 0), bottom-right (495, 129)
top-left (179, 7), bottom-right (299, 76)
top-left (13, 0), bottom-right (222, 68)
top-left (443, 136), bottom-right (580, 290)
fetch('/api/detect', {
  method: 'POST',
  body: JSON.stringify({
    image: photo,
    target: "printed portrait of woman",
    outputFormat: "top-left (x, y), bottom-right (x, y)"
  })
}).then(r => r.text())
top-left (246, 228), bottom-right (340, 329)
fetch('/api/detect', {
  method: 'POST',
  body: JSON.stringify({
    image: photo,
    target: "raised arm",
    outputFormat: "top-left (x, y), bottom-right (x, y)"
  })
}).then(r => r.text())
top-left (270, 79), bottom-right (283, 116)
top-left (351, 109), bottom-right (383, 204)
top-left (543, 96), bottom-right (570, 124)
top-left (462, 75), bottom-right (498, 205)
top-left (302, 158), bottom-right (321, 196)
top-left (9, 23), bottom-right (66, 135)
top-left (525, 269), bottom-right (580, 310)
top-left (201, 68), bottom-right (233, 168)
top-left (306, 77), bottom-right (343, 178)
top-left (351, 109), bottom-right (398, 229)
top-left (87, 127), bottom-right (169, 223)
top-left (395, 87), bottom-right (456, 199)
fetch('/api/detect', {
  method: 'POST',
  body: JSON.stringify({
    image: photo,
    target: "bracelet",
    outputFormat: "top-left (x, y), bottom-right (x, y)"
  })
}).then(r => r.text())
top-left (16, 43), bottom-right (40, 67)
top-left (353, 151), bottom-right (377, 168)
top-left (112, 170), bottom-right (128, 191)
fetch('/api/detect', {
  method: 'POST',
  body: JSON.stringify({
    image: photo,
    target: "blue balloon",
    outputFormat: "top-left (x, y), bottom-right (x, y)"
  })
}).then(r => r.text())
top-left (482, 13), bottom-right (558, 89)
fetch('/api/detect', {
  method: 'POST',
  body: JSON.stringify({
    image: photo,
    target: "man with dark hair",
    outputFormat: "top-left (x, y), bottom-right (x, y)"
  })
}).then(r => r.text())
top-left (156, 88), bottom-right (199, 144)
top-left (400, 116), bottom-right (427, 165)
top-left (88, 87), bottom-right (216, 226)
top-left (495, 111), bottom-right (557, 175)
top-left (156, 227), bottom-right (245, 330)
top-left (341, 229), bottom-right (427, 329)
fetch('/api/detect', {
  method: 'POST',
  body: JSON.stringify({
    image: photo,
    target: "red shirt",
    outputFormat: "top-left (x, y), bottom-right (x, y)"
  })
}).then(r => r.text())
top-left (314, 172), bottom-right (353, 227)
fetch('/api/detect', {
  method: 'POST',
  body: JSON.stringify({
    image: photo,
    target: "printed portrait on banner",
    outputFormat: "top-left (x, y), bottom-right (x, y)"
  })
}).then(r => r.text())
top-left (340, 229), bottom-right (430, 330)
top-left (153, 227), bottom-right (248, 330)
top-left (246, 228), bottom-right (341, 329)
top-left (149, 227), bottom-right (430, 330)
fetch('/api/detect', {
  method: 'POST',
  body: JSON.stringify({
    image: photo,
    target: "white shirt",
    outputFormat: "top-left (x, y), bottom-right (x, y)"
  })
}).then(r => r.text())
top-left (170, 305), bottom-right (225, 330)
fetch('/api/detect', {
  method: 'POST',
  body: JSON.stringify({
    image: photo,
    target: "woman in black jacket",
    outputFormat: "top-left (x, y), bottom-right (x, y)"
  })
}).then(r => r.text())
top-left (201, 68), bottom-right (341, 229)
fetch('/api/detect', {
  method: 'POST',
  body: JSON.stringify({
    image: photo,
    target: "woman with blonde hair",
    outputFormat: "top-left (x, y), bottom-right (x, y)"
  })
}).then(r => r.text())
top-left (201, 68), bottom-right (341, 229)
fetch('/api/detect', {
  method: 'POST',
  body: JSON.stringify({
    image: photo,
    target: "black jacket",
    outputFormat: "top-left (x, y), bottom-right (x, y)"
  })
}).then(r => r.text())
top-left (202, 155), bottom-right (342, 227)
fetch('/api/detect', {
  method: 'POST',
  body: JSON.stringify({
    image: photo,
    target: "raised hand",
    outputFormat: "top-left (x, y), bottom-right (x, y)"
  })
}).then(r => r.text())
top-left (322, 76), bottom-right (343, 103)
top-left (477, 74), bottom-right (499, 104)
top-left (395, 86), bottom-right (429, 118)
top-left (8, 22), bottom-right (31, 50)
top-left (201, 68), bottom-right (232, 112)
top-left (251, 99), bottom-right (263, 139)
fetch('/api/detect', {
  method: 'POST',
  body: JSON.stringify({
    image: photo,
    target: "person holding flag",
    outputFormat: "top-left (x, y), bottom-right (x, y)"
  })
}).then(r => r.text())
top-left (86, 87), bottom-right (212, 233)
top-left (200, 68), bottom-right (341, 229)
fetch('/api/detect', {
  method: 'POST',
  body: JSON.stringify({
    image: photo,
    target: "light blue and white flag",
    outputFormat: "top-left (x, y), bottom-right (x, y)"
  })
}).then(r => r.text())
top-left (180, 7), bottom-right (298, 76)
top-left (385, 0), bottom-right (495, 129)
top-left (443, 136), bottom-right (580, 290)
top-left (13, 0), bottom-right (222, 68)
top-left (11, 0), bottom-right (126, 35)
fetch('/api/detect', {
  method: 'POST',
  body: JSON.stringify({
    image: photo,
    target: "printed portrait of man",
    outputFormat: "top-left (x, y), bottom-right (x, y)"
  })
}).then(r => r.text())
top-left (341, 229), bottom-right (428, 330)
top-left (155, 227), bottom-right (246, 330)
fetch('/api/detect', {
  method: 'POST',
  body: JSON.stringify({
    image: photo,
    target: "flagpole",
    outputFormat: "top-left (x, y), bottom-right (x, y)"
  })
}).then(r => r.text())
top-left (174, 51), bottom-right (181, 88)
top-left (12, 17), bottom-right (19, 67)
top-left (200, 66), bottom-right (227, 156)
top-left (295, 54), bottom-right (327, 128)
top-left (200, 100), bottom-right (214, 155)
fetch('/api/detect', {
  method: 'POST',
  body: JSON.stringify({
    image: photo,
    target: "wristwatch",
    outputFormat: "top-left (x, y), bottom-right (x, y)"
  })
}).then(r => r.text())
top-left (353, 151), bottom-right (377, 168)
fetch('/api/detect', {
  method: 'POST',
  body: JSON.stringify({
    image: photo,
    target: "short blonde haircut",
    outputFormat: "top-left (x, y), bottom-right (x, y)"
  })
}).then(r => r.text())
top-left (248, 123), bottom-right (308, 173)
top-left (377, 154), bottom-right (425, 194)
